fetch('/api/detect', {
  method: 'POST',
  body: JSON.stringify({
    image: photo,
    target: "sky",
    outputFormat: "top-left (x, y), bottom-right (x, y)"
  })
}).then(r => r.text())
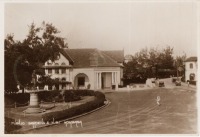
top-left (4, 1), bottom-right (198, 57)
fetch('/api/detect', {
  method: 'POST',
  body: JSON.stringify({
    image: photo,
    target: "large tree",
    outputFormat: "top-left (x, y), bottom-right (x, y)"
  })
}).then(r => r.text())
top-left (5, 22), bottom-right (67, 93)
top-left (123, 46), bottom-right (175, 84)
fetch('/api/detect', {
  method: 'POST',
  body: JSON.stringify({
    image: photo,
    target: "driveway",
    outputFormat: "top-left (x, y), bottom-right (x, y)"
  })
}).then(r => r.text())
top-left (26, 86), bottom-right (197, 134)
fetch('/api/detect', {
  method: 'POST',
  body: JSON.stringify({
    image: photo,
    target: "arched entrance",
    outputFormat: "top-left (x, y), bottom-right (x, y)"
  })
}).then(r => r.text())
top-left (74, 73), bottom-right (89, 89)
top-left (190, 73), bottom-right (195, 81)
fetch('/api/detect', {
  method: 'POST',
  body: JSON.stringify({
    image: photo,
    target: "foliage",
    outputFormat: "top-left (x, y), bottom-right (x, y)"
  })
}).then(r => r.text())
top-left (64, 91), bottom-right (81, 102)
top-left (5, 22), bottom-right (68, 93)
top-left (174, 54), bottom-right (187, 77)
top-left (71, 90), bottom-right (95, 96)
top-left (5, 93), bottom-right (30, 107)
top-left (5, 90), bottom-right (97, 108)
top-left (123, 46), bottom-right (175, 85)
top-left (42, 91), bottom-right (106, 122)
top-left (188, 80), bottom-right (196, 85)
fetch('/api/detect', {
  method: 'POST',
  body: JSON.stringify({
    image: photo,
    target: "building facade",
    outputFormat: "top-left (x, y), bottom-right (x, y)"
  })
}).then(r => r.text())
top-left (185, 57), bottom-right (197, 81)
top-left (43, 48), bottom-right (124, 90)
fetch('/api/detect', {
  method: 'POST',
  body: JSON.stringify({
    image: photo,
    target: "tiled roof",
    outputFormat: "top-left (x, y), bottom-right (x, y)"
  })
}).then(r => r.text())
top-left (102, 50), bottom-right (124, 63)
top-left (64, 48), bottom-right (122, 68)
top-left (185, 56), bottom-right (197, 62)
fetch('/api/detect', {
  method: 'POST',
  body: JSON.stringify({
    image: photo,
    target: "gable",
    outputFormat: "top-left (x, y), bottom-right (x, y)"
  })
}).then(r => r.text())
top-left (44, 52), bottom-right (72, 68)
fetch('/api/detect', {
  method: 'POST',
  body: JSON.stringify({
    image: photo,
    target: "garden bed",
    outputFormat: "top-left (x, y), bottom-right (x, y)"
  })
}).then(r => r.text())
top-left (5, 90), bottom-right (106, 133)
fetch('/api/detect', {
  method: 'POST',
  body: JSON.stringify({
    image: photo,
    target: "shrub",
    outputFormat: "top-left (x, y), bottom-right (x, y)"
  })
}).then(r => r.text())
top-left (172, 77), bottom-right (177, 83)
top-left (38, 90), bottom-right (60, 102)
top-left (87, 84), bottom-right (91, 89)
top-left (5, 93), bottom-right (30, 107)
top-left (189, 81), bottom-right (196, 85)
top-left (71, 90), bottom-right (95, 96)
top-left (181, 76), bottom-right (185, 82)
top-left (5, 90), bottom-right (96, 108)
top-left (64, 90), bottom-right (81, 102)
top-left (42, 91), bottom-right (106, 122)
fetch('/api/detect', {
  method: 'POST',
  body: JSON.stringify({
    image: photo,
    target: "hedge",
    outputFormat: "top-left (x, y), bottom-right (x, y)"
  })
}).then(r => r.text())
top-left (42, 91), bottom-right (106, 122)
top-left (5, 90), bottom-right (99, 107)
top-left (5, 93), bottom-right (30, 107)
top-left (188, 80), bottom-right (196, 85)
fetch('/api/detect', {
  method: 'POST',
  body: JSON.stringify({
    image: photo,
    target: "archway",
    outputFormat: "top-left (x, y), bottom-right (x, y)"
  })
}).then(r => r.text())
top-left (190, 73), bottom-right (195, 81)
top-left (74, 73), bottom-right (89, 89)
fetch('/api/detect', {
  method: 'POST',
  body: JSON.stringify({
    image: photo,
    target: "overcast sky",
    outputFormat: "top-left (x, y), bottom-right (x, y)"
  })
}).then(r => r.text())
top-left (4, 2), bottom-right (198, 57)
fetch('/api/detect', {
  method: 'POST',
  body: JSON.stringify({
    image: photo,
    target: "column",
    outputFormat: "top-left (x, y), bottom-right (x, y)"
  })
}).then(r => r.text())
top-left (96, 72), bottom-right (99, 89)
top-left (111, 72), bottom-right (114, 84)
top-left (99, 72), bottom-right (102, 89)
top-left (115, 72), bottom-right (118, 91)
top-left (115, 72), bottom-right (118, 84)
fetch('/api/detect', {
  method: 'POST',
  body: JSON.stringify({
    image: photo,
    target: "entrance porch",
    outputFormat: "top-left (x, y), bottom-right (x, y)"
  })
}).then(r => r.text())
top-left (95, 71), bottom-right (119, 90)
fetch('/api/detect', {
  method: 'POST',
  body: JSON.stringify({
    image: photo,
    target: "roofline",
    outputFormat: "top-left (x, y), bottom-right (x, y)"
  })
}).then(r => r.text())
top-left (99, 50), bottom-right (122, 67)
top-left (59, 49), bottom-right (74, 64)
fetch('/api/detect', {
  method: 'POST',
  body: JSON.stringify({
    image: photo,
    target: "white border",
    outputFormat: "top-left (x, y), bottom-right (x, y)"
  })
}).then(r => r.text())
top-left (1, 0), bottom-right (199, 137)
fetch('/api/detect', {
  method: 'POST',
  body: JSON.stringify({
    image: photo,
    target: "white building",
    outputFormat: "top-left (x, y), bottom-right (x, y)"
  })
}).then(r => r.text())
top-left (43, 48), bottom-right (124, 90)
top-left (185, 57), bottom-right (197, 81)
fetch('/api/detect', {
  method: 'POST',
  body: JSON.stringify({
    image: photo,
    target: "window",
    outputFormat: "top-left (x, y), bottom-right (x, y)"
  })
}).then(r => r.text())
top-left (47, 60), bottom-right (52, 65)
top-left (55, 69), bottom-right (59, 74)
top-left (47, 62), bottom-right (52, 65)
top-left (190, 63), bottom-right (193, 69)
top-left (62, 84), bottom-right (66, 89)
top-left (55, 63), bottom-right (59, 66)
top-left (48, 69), bottom-right (52, 74)
top-left (61, 62), bottom-right (66, 65)
top-left (61, 68), bottom-right (66, 74)
top-left (62, 78), bottom-right (66, 81)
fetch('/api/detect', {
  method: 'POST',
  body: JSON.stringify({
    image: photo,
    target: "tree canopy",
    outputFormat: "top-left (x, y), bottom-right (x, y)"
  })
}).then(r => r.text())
top-left (5, 22), bottom-right (67, 93)
top-left (123, 46), bottom-right (176, 84)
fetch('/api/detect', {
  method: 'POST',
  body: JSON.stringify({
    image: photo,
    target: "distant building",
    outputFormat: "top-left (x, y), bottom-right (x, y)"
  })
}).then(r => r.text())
top-left (184, 56), bottom-right (197, 81)
top-left (43, 48), bottom-right (124, 90)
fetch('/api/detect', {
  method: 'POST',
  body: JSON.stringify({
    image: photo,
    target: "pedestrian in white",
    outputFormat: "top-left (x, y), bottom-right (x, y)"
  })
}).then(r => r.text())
top-left (156, 96), bottom-right (161, 106)
top-left (187, 81), bottom-right (190, 87)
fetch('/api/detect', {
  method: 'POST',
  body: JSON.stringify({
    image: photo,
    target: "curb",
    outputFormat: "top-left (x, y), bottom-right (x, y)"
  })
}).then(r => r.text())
top-left (13, 99), bottom-right (111, 134)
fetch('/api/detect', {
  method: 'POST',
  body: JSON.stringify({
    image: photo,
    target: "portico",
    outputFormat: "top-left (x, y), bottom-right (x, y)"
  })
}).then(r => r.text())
top-left (95, 71), bottom-right (119, 90)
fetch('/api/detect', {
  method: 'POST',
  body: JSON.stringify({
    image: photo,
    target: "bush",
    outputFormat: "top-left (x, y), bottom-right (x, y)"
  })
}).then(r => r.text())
top-left (64, 90), bottom-right (81, 102)
top-left (172, 77), bottom-right (177, 83)
top-left (38, 90), bottom-right (61, 102)
top-left (181, 76), bottom-right (185, 82)
top-left (5, 117), bottom-right (22, 133)
top-left (71, 90), bottom-right (95, 96)
top-left (5, 90), bottom-right (96, 108)
top-left (42, 91), bottom-right (106, 122)
top-left (189, 81), bottom-right (196, 85)
top-left (5, 93), bottom-right (30, 107)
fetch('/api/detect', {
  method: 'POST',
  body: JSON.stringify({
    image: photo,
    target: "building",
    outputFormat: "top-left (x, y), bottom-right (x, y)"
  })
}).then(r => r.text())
top-left (184, 56), bottom-right (198, 81)
top-left (43, 48), bottom-right (124, 90)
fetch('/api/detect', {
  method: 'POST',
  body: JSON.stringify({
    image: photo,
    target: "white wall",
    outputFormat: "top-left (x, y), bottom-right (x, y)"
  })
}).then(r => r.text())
top-left (72, 68), bottom-right (95, 89)
top-left (185, 61), bottom-right (197, 81)
top-left (44, 53), bottom-right (124, 90)
top-left (44, 53), bottom-right (71, 81)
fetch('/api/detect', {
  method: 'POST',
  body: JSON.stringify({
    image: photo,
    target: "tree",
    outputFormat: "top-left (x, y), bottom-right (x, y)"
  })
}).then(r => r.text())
top-left (5, 22), bottom-right (68, 93)
top-left (123, 46), bottom-right (175, 85)
top-left (174, 54), bottom-right (187, 77)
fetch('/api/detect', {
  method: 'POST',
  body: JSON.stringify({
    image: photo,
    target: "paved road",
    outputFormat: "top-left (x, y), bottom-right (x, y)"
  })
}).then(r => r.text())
top-left (26, 82), bottom-right (197, 134)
